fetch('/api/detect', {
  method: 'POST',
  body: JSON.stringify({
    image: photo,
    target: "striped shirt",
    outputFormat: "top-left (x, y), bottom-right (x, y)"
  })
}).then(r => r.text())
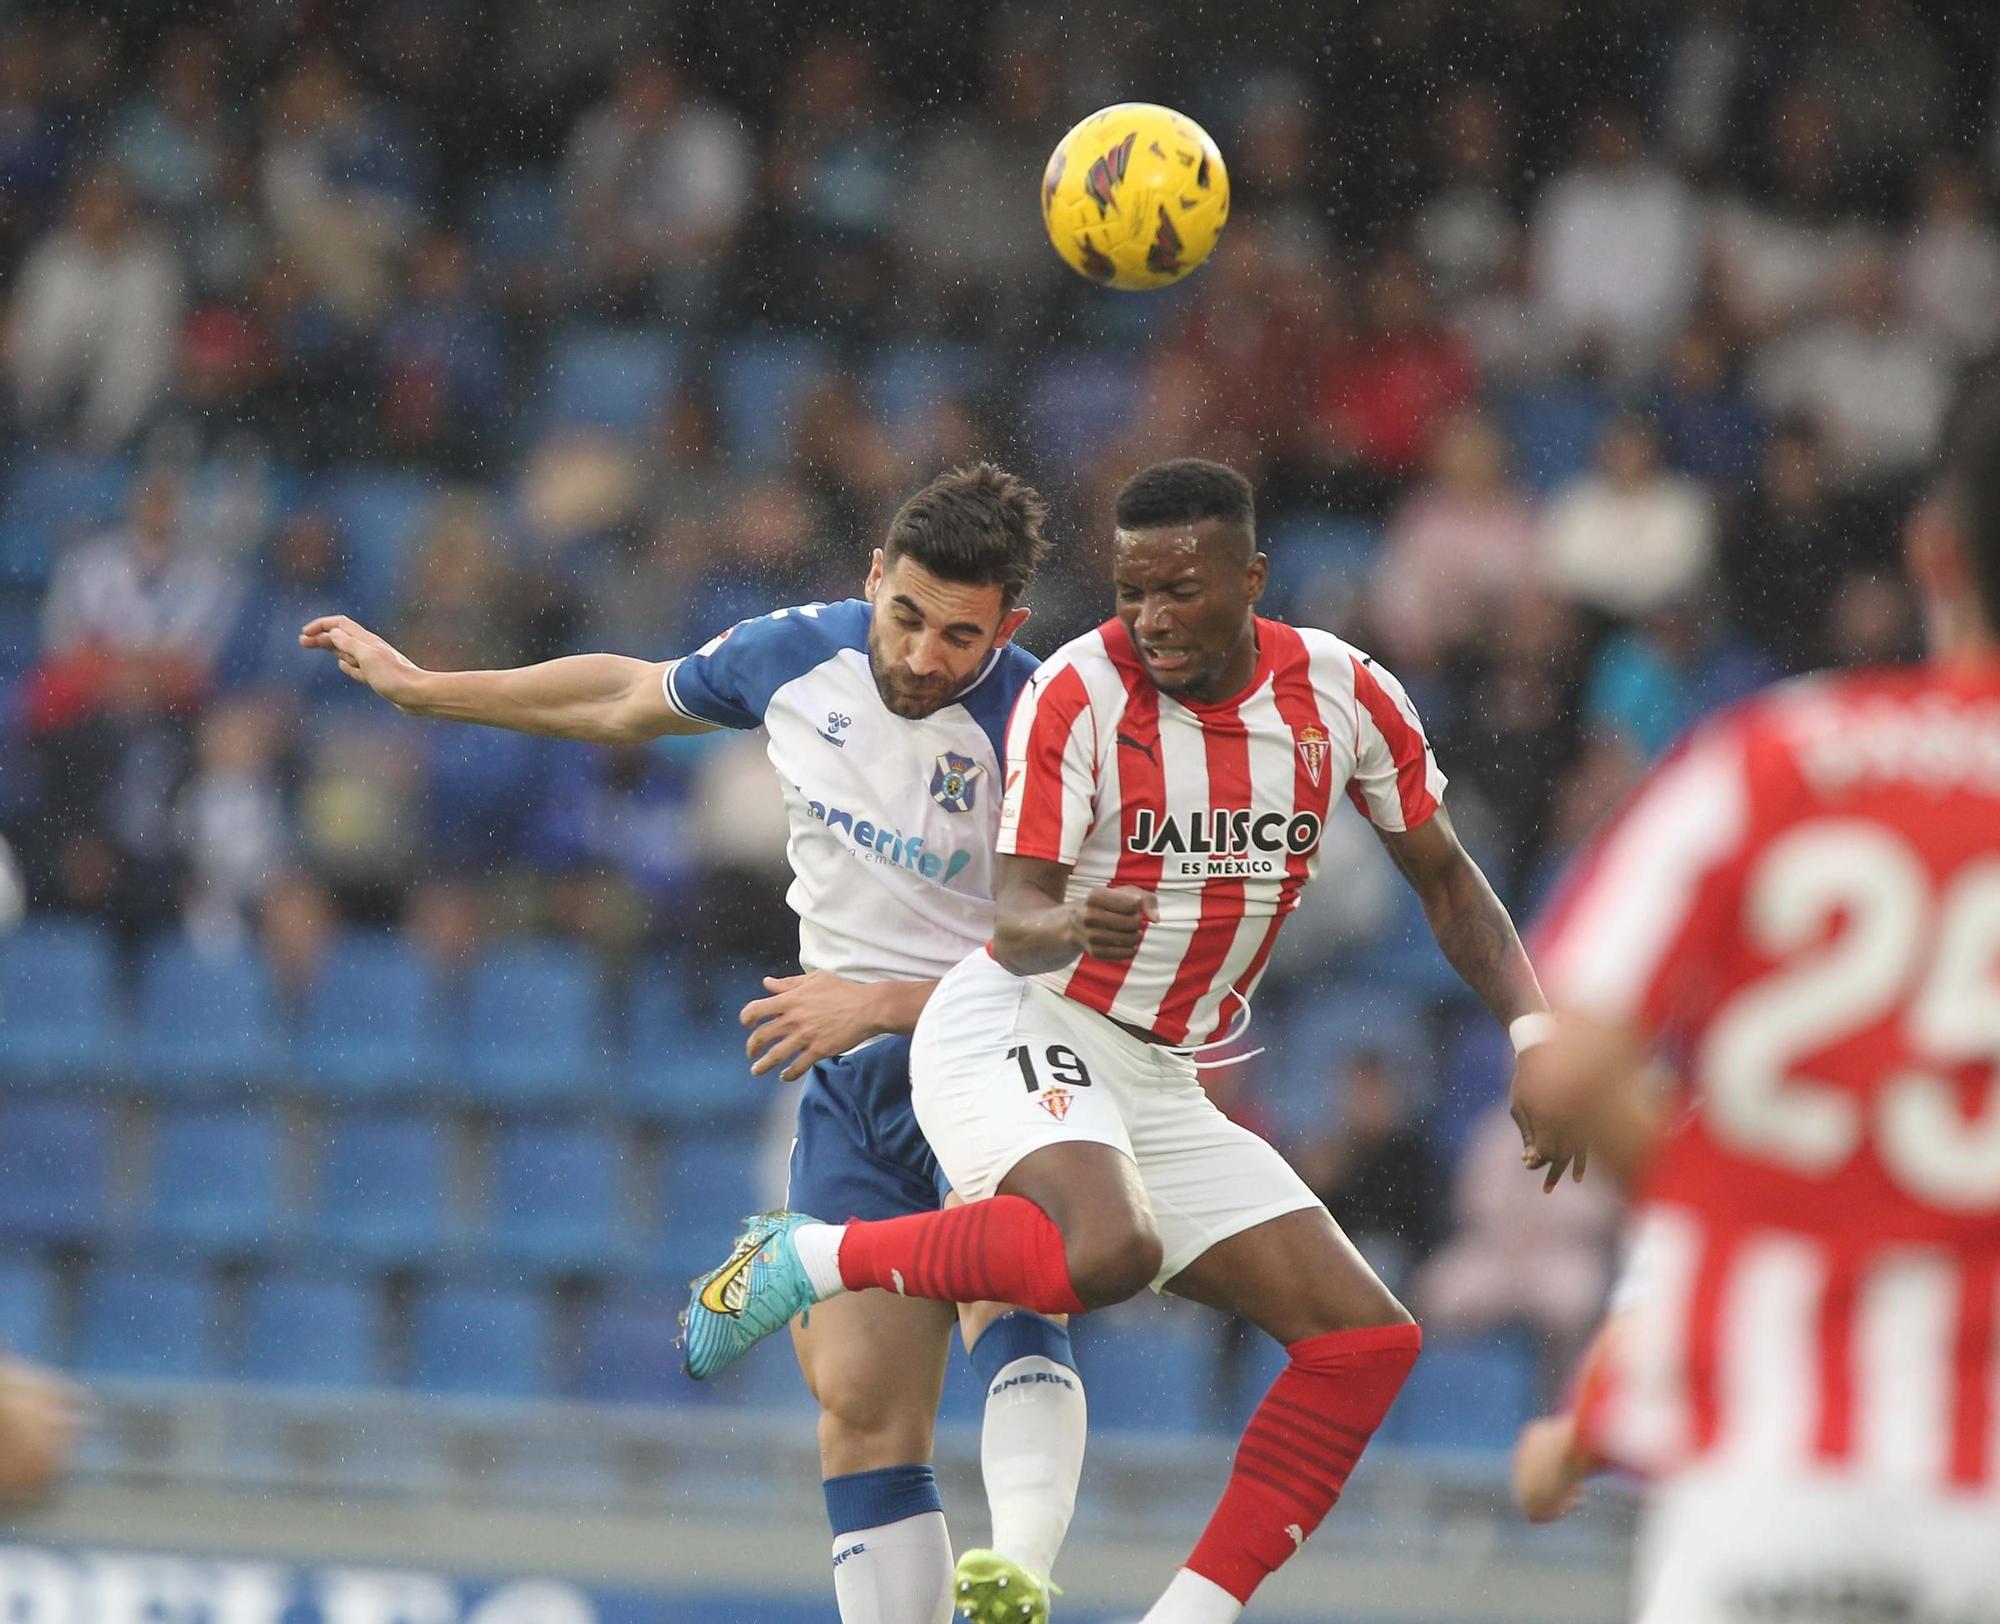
top-left (1539, 663), bottom-right (2000, 1489)
top-left (997, 615), bottom-right (1445, 1045)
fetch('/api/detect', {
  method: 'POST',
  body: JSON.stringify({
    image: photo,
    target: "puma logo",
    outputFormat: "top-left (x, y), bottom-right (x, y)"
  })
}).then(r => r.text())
top-left (1285, 1524), bottom-right (1305, 1552)
top-left (890, 1268), bottom-right (907, 1296)
top-left (1116, 731), bottom-right (1159, 766)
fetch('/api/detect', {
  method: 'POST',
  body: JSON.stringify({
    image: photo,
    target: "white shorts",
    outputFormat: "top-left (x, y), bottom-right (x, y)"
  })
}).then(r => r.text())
top-left (910, 950), bottom-right (1320, 1289)
top-left (1635, 1467), bottom-right (2000, 1624)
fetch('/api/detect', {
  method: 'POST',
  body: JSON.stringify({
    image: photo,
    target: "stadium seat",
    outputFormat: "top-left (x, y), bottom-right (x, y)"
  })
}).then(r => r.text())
top-left (543, 325), bottom-right (681, 434)
top-left (136, 937), bottom-right (283, 1093)
top-left (1070, 1318), bottom-right (1215, 1434)
top-left (313, 1113), bottom-right (456, 1269)
top-left (408, 1282), bottom-right (552, 1398)
top-left (713, 334), bottom-right (831, 467)
top-left (324, 469), bottom-right (438, 622)
top-left (862, 341), bottom-right (990, 430)
top-left (575, 1289), bottom-right (702, 1406)
top-left (241, 1273), bottom-right (384, 1389)
top-left (0, 1254), bottom-right (59, 1363)
top-left (0, 590), bottom-right (41, 680)
top-left (0, 451), bottom-right (132, 588)
top-left (1020, 354), bottom-right (1139, 476)
top-left (75, 1261), bottom-right (222, 1380)
top-left (1499, 384), bottom-right (1611, 496)
top-left (470, 167), bottom-right (559, 275)
top-left (656, 1130), bottom-right (770, 1286)
top-left (295, 930), bottom-right (447, 1102)
top-left (0, 1099), bottom-right (112, 1245)
top-left (485, 1122), bottom-right (632, 1275)
top-left (145, 1107), bottom-right (287, 1257)
top-left (0, 916), bottom-right (123, 1085)
top-left (1381, 1331), bottom-right (1538, 1453)
top-left (625, 983), bottom-right (764, 1127)
top-left (459, 943), bottom-right (608, 1110)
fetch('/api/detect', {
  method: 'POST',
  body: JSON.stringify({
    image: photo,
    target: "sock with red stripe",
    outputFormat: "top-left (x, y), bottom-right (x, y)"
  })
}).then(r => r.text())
top-left (823, 1196), bottom-right (1088, 1317)
top-left (1155, 1323), bottom-right (1421, 1616)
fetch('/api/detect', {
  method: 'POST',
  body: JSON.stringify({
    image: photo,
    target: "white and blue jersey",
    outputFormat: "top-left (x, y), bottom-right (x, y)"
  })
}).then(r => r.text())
top-left (661, 597), bottom-right (1037, 1220)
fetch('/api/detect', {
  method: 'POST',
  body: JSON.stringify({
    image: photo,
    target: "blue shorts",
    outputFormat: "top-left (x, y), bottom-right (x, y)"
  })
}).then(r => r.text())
top-left (786, 1036), bottom-right (951, 1223)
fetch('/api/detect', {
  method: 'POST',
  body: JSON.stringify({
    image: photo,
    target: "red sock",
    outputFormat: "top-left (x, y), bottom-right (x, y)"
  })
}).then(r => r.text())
top-left (1186, 1322), bottom-right (1421, 1603)
top-left (835, 1195), bottom-right (1087, 1316)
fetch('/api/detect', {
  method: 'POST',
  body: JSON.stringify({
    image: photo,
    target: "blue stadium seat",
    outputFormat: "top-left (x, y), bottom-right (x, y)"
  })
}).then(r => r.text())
top-left (575, 1290), bottom-right (701, 1406)
top-left (1382, 1331), bottom-right (1538, 1453)
top-left (136, 938), bottom-right (282, 1093)
top-left (656, 1131), bottom-right (769, 1286)
top-left (625, 984), bottom-right (764, 1127)
top-left (325, 470), bottom-right (438, 621)
top-left (408, 1283), bottom-right (552, 1398)
top-left (0, 591), bottom-right (41, 680)
top-left (486, 1122), bottom-right (632, 1275)
top-left (0, 916), bottom-right (123, 1085)
top-left (459, 943), bottom-right (607, 1110)
top-left (543, 325), bottom-right (681, 434)
top-left (314, 1113), bottom-right (455, 1269)
top-left (1499, 384), bottom-right (1611, 496)
top-left (76, 1262), bottom-right (222, 1380)
top-left (862, 341), bottom-right (990, 429)
top-left (145, 1107), bottom-right (287, 1256)
top-left (0, 452), bottom-right (132, 588)
top-left (1021, 354), bottom-right (1139, 476)
top-left (242, 1274), bottom-right (383, 1389)
top-left (0, 1254), bottom-right (59, 1362)
top-left (1071, 1319), bottom-right (1215, 1434)
top-left (714, 334), bottom-right (831, 466)
top-left (471, 168), bottom-right (559, 274)
top-left (0, 1099), bottom-right (111, 1244)
top-left (296, 931), bottom-right (447, 1101)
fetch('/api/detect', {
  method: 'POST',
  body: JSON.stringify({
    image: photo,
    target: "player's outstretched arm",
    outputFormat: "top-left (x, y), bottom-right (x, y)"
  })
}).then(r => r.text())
top-left (1374, 806), bottom-right (1584, 1188)
top-left (299, 615), bottom-right (714, 744)
top-left (991, 854), bottom-right (1157, 976)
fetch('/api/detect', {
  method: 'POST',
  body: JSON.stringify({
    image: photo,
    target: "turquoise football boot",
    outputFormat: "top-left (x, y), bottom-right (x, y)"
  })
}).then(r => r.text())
top-left (681, 1211), bottom-right (822, 1380)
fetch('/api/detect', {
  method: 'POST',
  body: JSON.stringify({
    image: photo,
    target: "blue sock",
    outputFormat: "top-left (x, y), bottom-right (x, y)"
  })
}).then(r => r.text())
top-left (968, 1310), bottom-right (1079, 1386)
top-left (823, 1465), bottom-right (950, 1623)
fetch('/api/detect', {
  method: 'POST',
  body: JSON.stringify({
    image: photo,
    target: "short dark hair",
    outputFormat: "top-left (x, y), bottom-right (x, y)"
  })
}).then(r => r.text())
top-left (1115, 458), bottom-right (1256, 537)
top-left (883, 463), bottom-right (1049, 607)
top-left (1945, 377), bottom-right (2000, 636)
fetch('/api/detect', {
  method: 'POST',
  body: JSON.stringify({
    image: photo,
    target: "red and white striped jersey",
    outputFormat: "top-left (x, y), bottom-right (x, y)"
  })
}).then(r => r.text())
top-left (1538, 662), bottom-right (2000, 1490)
top-left (996, 615), bottom-right (1445, 1045)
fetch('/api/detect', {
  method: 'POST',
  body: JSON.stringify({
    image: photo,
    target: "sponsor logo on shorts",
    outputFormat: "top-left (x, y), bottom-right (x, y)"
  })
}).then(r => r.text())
top-left (1038, 1086), bottom-right (1074, 1121)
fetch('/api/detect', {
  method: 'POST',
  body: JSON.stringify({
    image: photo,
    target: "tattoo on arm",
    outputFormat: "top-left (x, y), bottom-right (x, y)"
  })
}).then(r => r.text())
top-left (1378, 817), bottom-right (1545, 1025)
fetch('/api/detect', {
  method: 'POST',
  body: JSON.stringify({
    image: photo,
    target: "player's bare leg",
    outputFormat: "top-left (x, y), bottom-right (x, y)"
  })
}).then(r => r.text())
top-left (793, 1291), bottom-right (959, 1624)
top-left (1140, 1208), bottom-right (1420, 1623)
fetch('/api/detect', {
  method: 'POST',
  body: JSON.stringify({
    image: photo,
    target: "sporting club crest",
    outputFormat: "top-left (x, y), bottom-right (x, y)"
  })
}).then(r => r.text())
top-left (1037, 1086), bottom-right (1073, 1122)
top-left (929, 751), bottom-right (985, 814)
top-left (1295, 724), bottom-right (1329, 789)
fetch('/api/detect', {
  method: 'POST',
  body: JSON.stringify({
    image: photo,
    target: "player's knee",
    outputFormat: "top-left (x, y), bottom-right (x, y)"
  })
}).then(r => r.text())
top-left (815, 1379), bottom-right (931, 1466)
top-left (1064, 1221), bottom-right (1163, 1308)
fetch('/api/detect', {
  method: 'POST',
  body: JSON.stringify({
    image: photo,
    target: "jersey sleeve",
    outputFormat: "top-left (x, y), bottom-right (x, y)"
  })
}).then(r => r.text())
top-left (996, 661), bottom-right (1097, 866)
top-left (1345, 654), bottom-right (1448, 832)
top-left (661, 603), bottom-right (841, 731)
top-left (1532, 716), bottom-right (1756, 1032)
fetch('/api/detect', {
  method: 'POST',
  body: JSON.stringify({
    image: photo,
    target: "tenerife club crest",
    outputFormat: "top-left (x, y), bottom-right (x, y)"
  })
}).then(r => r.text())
top-left (1295, 724), bottom-right (1329, 789)
top-left (929, 751), bottom-right (985, 814)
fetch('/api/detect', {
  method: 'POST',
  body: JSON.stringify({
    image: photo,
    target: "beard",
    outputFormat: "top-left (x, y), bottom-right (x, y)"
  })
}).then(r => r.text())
top-left (868, 643), bottom-right (963, 719)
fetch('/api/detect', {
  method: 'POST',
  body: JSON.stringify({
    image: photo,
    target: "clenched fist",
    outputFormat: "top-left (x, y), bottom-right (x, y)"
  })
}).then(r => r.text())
top-left (1071, 885), bottom-right (1158, 962)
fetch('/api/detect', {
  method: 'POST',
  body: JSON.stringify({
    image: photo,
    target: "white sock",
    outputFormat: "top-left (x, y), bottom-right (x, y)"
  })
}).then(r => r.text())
top-left (794, 1221), bottom-right (849, 1300)
top-left (830, 1510), bottom-right (953, 1624)
top-left (981, 1353), bottom-right (1086, 1580)
top-left (1142, 1569), bottom-right (1244, 1623)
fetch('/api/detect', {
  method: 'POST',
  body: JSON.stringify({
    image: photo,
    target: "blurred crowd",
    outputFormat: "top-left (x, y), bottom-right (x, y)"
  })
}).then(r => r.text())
top-left (4, 0), bottom-right (1996, 1381)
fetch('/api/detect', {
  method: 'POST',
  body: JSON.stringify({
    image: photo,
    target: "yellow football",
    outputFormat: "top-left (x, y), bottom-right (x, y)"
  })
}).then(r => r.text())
top-left (1041, 102), bottom-right (1230, 291)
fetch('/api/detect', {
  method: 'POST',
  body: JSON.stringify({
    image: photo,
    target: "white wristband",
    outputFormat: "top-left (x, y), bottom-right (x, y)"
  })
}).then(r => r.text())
top-left (1509, 1012), bottom-right (1558, 1055)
